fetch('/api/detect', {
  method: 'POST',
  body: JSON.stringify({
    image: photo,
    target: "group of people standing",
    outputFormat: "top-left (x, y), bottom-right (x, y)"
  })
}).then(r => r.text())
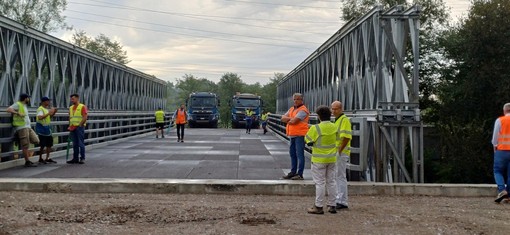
top-left (281, 93), bottom-right (352, 214)
top-left (6, 93), bottom-right (88, 167)
top-left (154, 104), bottom-right (188, 142)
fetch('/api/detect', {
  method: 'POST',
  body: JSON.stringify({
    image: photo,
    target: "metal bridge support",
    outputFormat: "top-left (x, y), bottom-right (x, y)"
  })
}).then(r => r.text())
top-left (275, 5), bottom-right (423, 183)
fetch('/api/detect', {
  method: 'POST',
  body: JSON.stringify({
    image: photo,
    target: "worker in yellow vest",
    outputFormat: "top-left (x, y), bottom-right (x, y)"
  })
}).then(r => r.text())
top-left (36, 96), bottom-right (58, 164)
top-left (173, 104), bottom-right (187, 142)
top-left (6, 93), bottom-right (40, 167)
top-left (492, 102), bottom-right (510, 203)
top-left (331, 100), bottom-right (352, 210)
top-left (305, 105), bottom-right (339, 214)
top-left (155, 107), bottom-right (165, 138)
top-left (67, 94), bottom-right (88, 164)
top-left (245, 108), bottom-right (254, 134)
top-left (261, 111), bottom-right (270, 134)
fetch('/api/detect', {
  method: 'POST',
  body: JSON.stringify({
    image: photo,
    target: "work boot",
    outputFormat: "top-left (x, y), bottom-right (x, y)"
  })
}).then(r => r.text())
top-left (24, 161), bottom-right (37, 167)
top-left (307, 206), bottom-right (324, 214)
top-left (495, 190), bottom-right (508, 203)
top-left (327, 206), bottom-right (337, 214)
top-left (282, 172), bottom-right (296, 179)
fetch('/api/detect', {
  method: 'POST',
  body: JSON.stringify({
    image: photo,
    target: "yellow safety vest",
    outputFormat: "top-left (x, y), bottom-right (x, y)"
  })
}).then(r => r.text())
top-left (305, 121), bottom-right (339, 164)
top-left (69, 103), bottom-right (86, 126)
top-left (245, 109), bottom-right (254, 118)
top-left (37, 106), bottom-right (51, 125)
top-left (155, 110), bottom-right (165, 123)
top-left (261, 113), bottom-right (269, 121)
top-left (335, 114), bottom-right (352, 155)
top-left (12, 101), bottom-right (26, 127)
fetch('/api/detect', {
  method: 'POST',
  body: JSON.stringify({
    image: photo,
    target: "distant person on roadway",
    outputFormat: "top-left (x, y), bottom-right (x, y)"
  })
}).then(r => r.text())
top-left (305, 105), bottom-right (339, 214)
top-left (331, 101), bottom-right (352, 210)
top-left (6, 93), bottom-right (40, 167)
top-left (492, 102), bottom-right (510, 203)
top-left (155, 107), bottom-right (165, 138)
top-left (36, 96), bottom-right (58, 164)
top-left (67, 94), bottom-right (88, 164)
top-left (245, 108), bottom-right (254, 134)
top-left (261, 111), bottom-right (270, 134)
top-left (173, 104), bottom-right (187, 142)
top-left (281, 93), bottom-right (309, 180)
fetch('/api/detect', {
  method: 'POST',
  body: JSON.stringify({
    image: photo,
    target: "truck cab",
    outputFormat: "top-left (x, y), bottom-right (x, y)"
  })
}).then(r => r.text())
top-left (230, 92), bottom-right (263, 129)
top-left (186, 92), bottom-right (220, 128)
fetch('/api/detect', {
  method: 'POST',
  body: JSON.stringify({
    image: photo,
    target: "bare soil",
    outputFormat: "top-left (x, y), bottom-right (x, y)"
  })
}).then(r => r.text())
top-left (0, 192), bottom-right (508, 235)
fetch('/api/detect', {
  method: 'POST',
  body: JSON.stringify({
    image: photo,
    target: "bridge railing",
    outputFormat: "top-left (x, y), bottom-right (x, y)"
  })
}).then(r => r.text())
top-left (0, 109), bottom-right (172, 162)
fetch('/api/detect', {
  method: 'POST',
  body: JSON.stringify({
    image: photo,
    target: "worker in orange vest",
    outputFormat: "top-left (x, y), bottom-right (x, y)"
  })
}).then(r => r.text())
top-left (173, 104), bottom-right (188, 142)
top-left (492, 103), bottom-right (510, 203)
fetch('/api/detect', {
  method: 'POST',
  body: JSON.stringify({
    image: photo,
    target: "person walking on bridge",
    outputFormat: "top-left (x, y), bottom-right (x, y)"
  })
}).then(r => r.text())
top-left (36, 97), bottom-right (58, 164)
top-left (6, 93), bottom-right (40, 167)
top-left (173, 104), bottom-right (187, 142)
top-left (261, 111), bottom-right (270, 134)
top-left (281, 93), bottom-right (309, 180)
top-left (492, 103), bottom-right (510, 203)
top-left (155, 107), bottom-right (165, 138)
top-left (67, 94), bottom-right (88, 164)
top-left (245, 108), bottom-right (254, 134)
top-left (331, 101), bottom-right (352, 210)
top-left (305, 105), bottom-right (339, 214)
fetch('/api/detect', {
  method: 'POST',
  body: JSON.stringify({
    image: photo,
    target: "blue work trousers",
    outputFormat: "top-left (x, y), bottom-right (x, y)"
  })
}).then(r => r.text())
top-left (289, 136), bottom-right (305, 176)
top-left (494, 150), bottom-right (510, 192)
top-left (70, 126), bottom-right (86, 161)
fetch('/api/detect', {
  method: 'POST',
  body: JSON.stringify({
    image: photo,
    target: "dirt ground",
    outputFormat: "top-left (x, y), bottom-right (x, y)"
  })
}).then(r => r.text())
top-left (0, 192), bottom-right (508, 235)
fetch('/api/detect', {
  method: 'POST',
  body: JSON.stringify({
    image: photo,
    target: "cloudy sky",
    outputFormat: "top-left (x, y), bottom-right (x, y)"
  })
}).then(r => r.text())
top-left (52, 0), bottom-right (472, 85)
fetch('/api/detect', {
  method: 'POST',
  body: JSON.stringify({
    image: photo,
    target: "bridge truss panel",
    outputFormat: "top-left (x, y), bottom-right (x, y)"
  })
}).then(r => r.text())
top-left (0, 15), bottom-right (166, 110)
top-left (276, 5), bottom-right (423, 183)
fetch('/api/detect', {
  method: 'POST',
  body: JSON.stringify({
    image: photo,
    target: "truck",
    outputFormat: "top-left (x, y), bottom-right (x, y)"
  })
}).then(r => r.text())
top-left (186, 92), bottom-right (220, 128)
top-left (230, 92), bottom-right (263, 129)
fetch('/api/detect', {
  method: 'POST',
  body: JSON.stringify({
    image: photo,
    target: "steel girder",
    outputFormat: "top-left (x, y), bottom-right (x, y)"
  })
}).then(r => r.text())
top-left (0, 15), bottom-right (166, 110)
top-left (276, 5), bottom-right (423, 183)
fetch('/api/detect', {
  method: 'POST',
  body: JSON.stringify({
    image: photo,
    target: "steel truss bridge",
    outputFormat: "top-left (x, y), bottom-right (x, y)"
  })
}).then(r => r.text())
top-left (0, 15), bottom-right (169, 161)
top-left (275, 5), bottom-right (423, 183)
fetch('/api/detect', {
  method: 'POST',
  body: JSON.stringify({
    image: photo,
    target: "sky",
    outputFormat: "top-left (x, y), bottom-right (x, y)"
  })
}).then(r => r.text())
top-left (52, 0), bottom-right (472, 85)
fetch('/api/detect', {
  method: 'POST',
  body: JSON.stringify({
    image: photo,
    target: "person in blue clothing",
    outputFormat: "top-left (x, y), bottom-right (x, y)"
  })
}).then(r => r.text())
top-left (245, 108), bottom-right (254, 134)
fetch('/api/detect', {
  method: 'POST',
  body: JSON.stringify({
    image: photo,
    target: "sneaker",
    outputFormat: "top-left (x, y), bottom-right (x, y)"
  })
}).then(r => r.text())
top-left (291, 175), bottom-right (304, 180)
top-left (156, 136), bottom-right (159, 139)
top-left (45, 158), bottom-right (57, 163)
top-left (327, 206), bottom-right (337, 214)
top-left (495, 190), bottom-right (508, 203)
top-left (162, 135), bottom-right (165, 138)
top-left (282, 172), bottom-right (296, 179)
top-left (307, 206), bottom-right (324, 214)
top-left (24, 161), bottom-right (37, 167)
top-left (38, 159), bottom-right (47, 164)
top-left (336, 203), bottom-right (349, 210)
top-left (177, 139), bottom-right (180, 142)
top-left (66, 159), bottom-right (79, 164)
top-left (78, 159), bottom-right (85, 164)
top-left (180, 139), bottom-right (184, 143)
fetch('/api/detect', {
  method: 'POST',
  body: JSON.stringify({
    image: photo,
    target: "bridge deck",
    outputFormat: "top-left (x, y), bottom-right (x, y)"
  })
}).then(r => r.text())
top-left (0, 128), bottom-right (310, 179)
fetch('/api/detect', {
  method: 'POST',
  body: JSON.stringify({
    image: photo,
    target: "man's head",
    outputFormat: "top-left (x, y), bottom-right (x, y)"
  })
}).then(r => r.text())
top-left (330, 101), bottom-right (343, 118)
top-left (19, 93), bottom-right (30, 103)
top-left (503, 103), bottom-right (510, 114)
top-left (316, 105), bottom-right (331, 122)
top-left (41, 96), bottom-right (51, 106)
top-left (180, 104), bottom-right (185, 109)
top-left (292, 93), bottom-right (304, 106)
top-left (70, 94), bottom-right (80, 105)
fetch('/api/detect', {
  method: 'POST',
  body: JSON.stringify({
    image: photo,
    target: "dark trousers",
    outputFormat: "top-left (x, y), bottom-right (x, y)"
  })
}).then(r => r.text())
top-left (176, 124), bottom-right (185, 140)
top-left (246, 118), bottom-right (252, 132)
top-left (70, 126), bottom-right (85, 161)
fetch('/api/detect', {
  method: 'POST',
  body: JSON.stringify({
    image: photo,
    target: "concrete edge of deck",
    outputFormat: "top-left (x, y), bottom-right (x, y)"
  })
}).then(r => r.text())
top-left (0, 178), bottom-right (496, 197)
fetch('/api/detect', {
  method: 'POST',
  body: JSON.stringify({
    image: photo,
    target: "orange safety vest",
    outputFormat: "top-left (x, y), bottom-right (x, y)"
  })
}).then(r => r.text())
top-left (286, 104), bottom-right (309, 136)
top-left (175, 109), bottom-right (187, 124)
top-left (497, 115), bottom-right (510, 150)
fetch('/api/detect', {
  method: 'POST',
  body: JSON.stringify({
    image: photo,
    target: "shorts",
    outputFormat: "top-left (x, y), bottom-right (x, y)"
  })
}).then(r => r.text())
top-left (16, 128), bottom-right (39, 149)
top-left (38, 135), bottom-right (54, 147)
top-left (156, 123), bottom-right (165, 129)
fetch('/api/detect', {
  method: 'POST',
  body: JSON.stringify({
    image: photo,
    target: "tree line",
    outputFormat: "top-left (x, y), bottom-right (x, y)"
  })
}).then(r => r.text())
top-left (3, 0), bottom-right (510, 183)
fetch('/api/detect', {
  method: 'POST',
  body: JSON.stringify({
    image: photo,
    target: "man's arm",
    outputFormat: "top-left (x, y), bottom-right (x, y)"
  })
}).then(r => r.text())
top-left (492, 119), bottom-right (501, 152)
top-left (6, 103), bottom-right (20, 116)
top-left (338, 138), bottom-right (351, 154)
top-left (79, 106), bottom-right (88, 127)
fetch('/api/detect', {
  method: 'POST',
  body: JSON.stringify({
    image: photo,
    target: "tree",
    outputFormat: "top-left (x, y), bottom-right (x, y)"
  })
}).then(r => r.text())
top-left (0, 0), bottom-right (70, 33)
top-left (217, 73), bottom-right (245, 127)
top-left (260, 73), bottom-right (285, 113)
top-left (174, 74), bottom-right (218, 107)
top-left (71, 30), bottom-right (131, 65)
top-left (165, 81), bottom-right (180, 111)
top-left (433, 0), bottom-right (510, 183)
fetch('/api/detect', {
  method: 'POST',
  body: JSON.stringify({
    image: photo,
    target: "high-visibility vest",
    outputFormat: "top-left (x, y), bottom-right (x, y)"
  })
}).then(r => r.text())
top-left (305, 121), bottom-right (338, 163)
top-left (12, 101), bottom-right (26, 127)
top-left (175, 109), bottom-right (187, 124)
top-left (245, 109), bottom-right (254, 119)
top-left (155, 110), bottom-right (165, 123)
top-left (261, 113), bottom-right (269, 121)
top-left (69, 103), bottom-right (86, 127)
top-left (335, 114), bottom-right (352, 155)
top-left (37, 106), bottom-right (51, 125)
top-left (497, 115), bottom-right (510, 150)
top-left (286, 104), bottom-right (309, 136)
